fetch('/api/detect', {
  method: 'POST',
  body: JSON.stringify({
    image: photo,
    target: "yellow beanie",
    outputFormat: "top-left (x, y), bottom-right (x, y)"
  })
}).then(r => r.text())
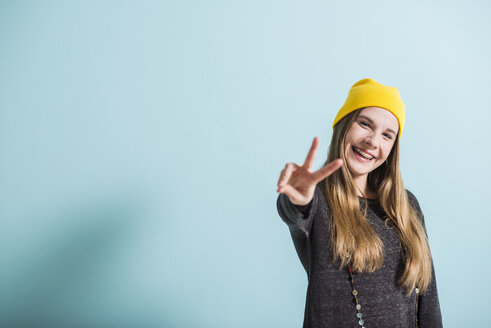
top-left (332, 78), bottom-right (405, 137)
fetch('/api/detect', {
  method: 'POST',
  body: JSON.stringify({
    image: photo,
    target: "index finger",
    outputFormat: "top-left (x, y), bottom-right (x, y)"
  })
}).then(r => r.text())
top-left (303, 136), bottom-right (319, 170)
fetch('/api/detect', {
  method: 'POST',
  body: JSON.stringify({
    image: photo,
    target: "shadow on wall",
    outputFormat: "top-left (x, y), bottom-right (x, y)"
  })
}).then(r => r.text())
top-left (0, 198), bottom-right (152, 328)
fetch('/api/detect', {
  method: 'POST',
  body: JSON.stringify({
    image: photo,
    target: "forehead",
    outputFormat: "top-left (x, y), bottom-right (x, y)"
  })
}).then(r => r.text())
top-left (358, 107), bottom-right (399, 132)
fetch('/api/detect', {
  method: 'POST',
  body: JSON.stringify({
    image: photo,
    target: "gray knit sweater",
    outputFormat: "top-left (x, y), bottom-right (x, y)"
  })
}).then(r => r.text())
top-left (276, 180), bottom-right (443, 327)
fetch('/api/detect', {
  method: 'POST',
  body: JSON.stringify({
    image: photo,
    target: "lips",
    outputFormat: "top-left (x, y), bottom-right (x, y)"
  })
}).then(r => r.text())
top-left (352, 146), bottom-right (375, 160)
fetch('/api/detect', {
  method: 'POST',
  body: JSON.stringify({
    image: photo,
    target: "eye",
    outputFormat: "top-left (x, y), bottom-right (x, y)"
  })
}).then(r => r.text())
top-left (383, 133), bottom-right (392, 140)
top-left (359, 121), bottom-right (369, 127)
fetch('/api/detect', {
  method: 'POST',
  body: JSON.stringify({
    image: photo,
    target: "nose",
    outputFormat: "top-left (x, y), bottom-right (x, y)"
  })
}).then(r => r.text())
top-left (363, 134), bottom-right (378, 149)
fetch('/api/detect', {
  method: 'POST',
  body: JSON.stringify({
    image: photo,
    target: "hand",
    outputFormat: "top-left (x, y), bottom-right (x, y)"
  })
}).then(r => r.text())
top-left (277, 136), bottom-right (343, 206)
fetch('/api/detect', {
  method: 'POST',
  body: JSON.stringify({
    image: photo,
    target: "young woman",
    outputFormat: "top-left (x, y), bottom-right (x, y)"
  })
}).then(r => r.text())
top-left (276, 78), bottom-right (442, 327)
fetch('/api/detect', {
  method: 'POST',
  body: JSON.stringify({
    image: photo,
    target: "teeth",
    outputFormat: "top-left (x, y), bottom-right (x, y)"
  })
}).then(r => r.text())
top-left (354, 147), bottom-right (373, 159)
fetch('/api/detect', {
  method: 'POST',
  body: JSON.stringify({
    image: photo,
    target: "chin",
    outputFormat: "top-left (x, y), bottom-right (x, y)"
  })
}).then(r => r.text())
top-left (347, 165), bottom-right (370, 177)
top-left (347, 157), bottom-right (384, 175)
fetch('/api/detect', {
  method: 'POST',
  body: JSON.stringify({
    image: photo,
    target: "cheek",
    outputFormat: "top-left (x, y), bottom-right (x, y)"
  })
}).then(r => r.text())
top-left (343, 141), bottom-right (350, 152)
top-left (344, 142), bottom-right (354, 158)
top-left (349, 124), bottom-right (365, 137)
top-left (380, 144), bottom-right (394, 160)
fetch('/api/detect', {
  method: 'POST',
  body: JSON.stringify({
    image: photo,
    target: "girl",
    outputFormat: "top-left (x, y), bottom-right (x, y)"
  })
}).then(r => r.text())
top-left (276, 78), bottom-right (442, 327)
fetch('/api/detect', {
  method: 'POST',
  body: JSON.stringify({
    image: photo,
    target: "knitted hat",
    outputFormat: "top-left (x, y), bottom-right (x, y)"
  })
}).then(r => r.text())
top-left (332, 78), bottom-right (405, 137)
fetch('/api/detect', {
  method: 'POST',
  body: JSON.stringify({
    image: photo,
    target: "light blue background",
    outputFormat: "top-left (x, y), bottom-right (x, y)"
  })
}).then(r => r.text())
top-left (1, 1), bottom-right (489, 327)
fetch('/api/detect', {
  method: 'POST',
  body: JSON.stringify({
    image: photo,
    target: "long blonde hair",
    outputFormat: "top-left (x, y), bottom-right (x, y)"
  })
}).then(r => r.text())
top-left (322, 108), bottom-right (433, 296)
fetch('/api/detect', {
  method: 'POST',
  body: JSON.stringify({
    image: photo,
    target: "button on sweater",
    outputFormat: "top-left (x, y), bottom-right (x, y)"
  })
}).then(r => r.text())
top-left (276, 180), bottom-right (443, 328)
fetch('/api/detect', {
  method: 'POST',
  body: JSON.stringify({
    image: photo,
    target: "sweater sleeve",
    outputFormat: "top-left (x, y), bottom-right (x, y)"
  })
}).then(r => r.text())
top-left (406, 190), bottom-right (443, 328)
top-left (276, 184), bottom-right (322, 273)
top-left (276, 183), bottom-right (321, 239)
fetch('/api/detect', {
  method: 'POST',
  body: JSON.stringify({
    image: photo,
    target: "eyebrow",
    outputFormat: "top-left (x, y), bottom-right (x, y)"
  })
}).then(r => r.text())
top-left (358, 115), bottom-right (397, 135)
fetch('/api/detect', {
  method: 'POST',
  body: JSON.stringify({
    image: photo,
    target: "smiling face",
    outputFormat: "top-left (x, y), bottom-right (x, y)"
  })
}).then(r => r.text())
top-left (344, 107), bottom-right (399, 182)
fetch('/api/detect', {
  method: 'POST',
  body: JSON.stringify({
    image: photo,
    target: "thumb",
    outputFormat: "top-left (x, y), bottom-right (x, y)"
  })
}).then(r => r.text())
top-left (278, 184), bottom-right (309, 206)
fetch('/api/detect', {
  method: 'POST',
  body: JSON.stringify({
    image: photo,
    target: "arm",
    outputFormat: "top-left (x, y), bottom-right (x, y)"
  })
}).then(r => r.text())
top-left (418, 261), bottom-right (442, 327)
top-left (275, 137), bottom-right (342, 272)
top-left (406, 190), bottom-right (443, 327)
top-left (276, 184), bottom-right (321, 272)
